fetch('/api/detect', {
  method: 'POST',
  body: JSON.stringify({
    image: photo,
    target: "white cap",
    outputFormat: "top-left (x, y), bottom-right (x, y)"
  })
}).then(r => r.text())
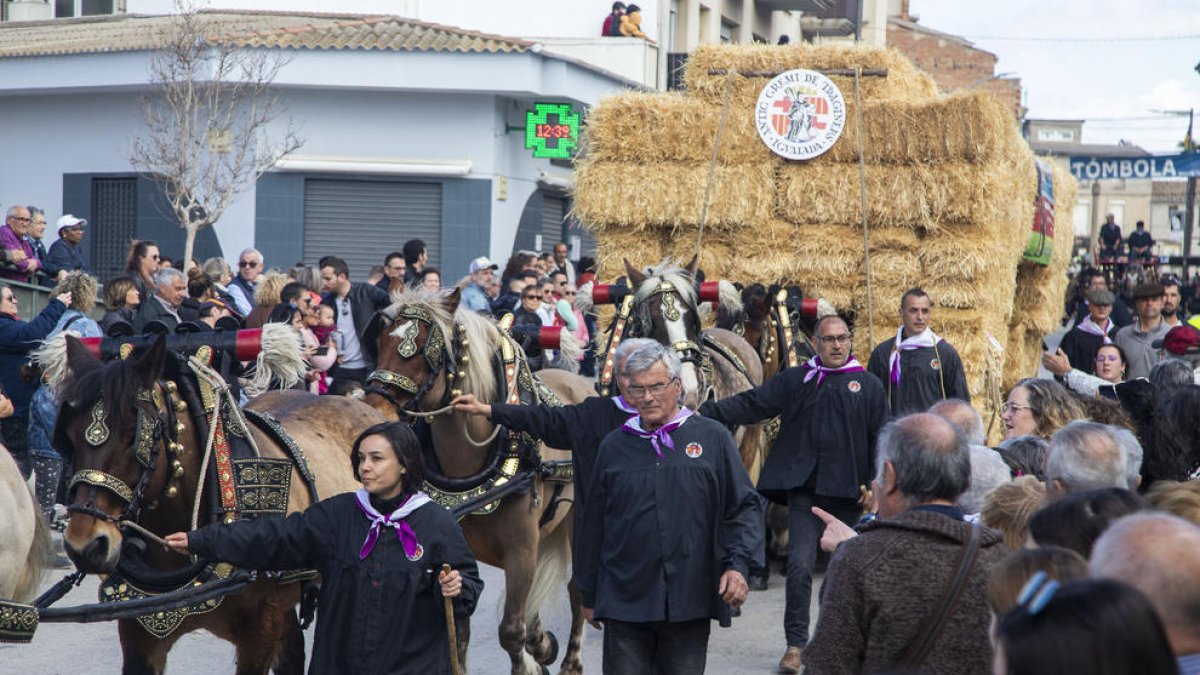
top-left (469, 256), bottom-right (498, 274)
top-left (56, 214), bottom-right (87, 231)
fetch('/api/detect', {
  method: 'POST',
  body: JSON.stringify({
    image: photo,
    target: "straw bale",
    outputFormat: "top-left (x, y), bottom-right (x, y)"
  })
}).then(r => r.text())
top-left (918, 224), bottom-right (1026, 283)
top-left (594, 228), bottom-right (667, 282)
top-left (585, 92), bottom-right (776, 165)
top-left (1001, 323), bottom-right (1030, 393)
top-left (574, 160), bottom-right (776, 231)
top-left (776, 161), bottom-right (1031, 229)
top-left (682, 43), bottom-right (939, 106)
top-left (826, 90), bottom-right (1018, 165)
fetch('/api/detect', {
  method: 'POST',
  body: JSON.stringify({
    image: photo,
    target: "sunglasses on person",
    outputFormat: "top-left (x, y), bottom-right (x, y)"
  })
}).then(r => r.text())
top-left (523, 293), bottom-right (541, 300)
top-left (563, 291), bottom-right (576, 296)
top-left (239, 261), bottom-right (260, 268)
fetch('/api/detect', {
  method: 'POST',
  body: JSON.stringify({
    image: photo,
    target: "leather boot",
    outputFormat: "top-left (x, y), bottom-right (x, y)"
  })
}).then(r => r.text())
top-left (778, 646), bottom-right (803, 674)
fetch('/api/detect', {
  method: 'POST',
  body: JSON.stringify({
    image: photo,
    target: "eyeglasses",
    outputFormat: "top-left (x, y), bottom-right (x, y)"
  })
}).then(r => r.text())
top-left (817, 334), bottom-right (853, 345)
top-left (9, 216), bottom-right (29, 223)
top-left (238, 261), bottom-right (260, 268)
top-left (1001, 402), bottom-right (1033, 414)
top-left (628, 378), bottom-right (678, 398)
top-left (563, 291), bottom-right (576, 296)
top-left (1, 294), bottom-right (15, 303)
top-left (150, 255), bottom-right (160, 261)
top-left (523, 294), bottom-right (540, 300)
top-left (1096, 353), bottom-right (1121, 362)
top-left (1016, 571), bottom-right (1060, 616)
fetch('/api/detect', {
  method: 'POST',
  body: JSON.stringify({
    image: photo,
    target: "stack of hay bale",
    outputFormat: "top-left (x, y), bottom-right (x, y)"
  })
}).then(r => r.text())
top-left (574, 43), bottom-right (1076, 426)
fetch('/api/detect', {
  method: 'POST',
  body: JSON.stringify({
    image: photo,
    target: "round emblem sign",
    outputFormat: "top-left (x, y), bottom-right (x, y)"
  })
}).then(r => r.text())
top-left (930, 359), bottom-right (942, 371)
top-left (847, 381), bottom-right (861, 393)
top-left (685, 442), bottom-right (703, 459)
top-left (754, 69), bottom-right (846, 161)
top-left (407, 544), bottom-right (424, 562)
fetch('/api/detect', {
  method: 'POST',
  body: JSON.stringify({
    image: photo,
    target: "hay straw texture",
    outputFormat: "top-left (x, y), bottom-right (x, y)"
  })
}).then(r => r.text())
top-left (574, 160), bottom-right (776, 230)
top-left (776, 161), bottom-right (1030, 228)
top-left (828, 90), bottom-right (1017, 165)
top-left (682, 43), bottom-right (939, 108)
top-left (586, 92), bottom-right (776, 165)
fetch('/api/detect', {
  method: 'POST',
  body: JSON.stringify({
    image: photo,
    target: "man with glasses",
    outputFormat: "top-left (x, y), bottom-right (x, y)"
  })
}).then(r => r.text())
top-left (226, 247), bottom-right (264, 316)
top-left (700, 314), bottom-right (887, 674)
top-left (375, 252), bottom-right (406, 292)
top-left (0, 205), bottom-right (39, 282)
top-left (867, 287), bottom-right (970, 416)
top-left (577, 342), bottom-right (760, 675)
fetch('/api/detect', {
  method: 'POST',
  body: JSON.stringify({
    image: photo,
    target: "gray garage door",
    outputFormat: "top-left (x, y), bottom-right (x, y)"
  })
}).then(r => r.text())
top-left (539, 194), bottom-right (568, 253)
top-left (302, 179), bottom-right (442, 280)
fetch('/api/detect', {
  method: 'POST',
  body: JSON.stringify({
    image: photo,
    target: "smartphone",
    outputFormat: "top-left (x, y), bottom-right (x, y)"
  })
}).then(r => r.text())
top-left (313, 346), bottom-right (329, 357)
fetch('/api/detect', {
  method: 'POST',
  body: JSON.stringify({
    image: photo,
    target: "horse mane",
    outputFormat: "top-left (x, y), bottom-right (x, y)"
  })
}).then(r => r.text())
top-left (385, 288), bottom-right (500, 405)
top-left (56, 350), bottom-right (147, 430)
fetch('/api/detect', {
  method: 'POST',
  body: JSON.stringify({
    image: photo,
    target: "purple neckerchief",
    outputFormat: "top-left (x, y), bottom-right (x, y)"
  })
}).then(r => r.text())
top-left (354, 488), bottom-right (432, 560)
top-left (611, 395), bottom-right (638, 415)
top-left (803, 355), bottom-right (865, 387)
top-left (888, 326), bottom-right (942, 386)
top-left (621, 407), bottom-right (694, 458)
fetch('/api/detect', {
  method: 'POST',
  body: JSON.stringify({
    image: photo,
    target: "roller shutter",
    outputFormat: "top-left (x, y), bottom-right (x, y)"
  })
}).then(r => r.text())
top-left (302, 179), bottom-right (441, 280)
top-left (539, 194), bottom-right (567, 253)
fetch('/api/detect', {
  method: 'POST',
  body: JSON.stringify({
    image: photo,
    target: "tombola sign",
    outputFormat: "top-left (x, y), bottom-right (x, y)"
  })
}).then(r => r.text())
top-left (754, 69), bottom-right (846, 160)
top-left (525, 103), bottom-right (580, 159)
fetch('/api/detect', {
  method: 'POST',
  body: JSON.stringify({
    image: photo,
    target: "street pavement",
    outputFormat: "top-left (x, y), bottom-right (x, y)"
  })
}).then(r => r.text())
top-left (5, 551), bottom-right (812, 674)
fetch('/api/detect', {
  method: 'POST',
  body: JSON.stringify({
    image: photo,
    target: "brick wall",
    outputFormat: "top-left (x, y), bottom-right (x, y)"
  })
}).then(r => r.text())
top-left (887, 21), bottom-right (1023, 120)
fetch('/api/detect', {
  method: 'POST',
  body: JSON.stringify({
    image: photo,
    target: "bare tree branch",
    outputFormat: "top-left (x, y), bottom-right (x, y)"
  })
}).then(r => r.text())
top-left (129, 1), bottom-right (303, 272)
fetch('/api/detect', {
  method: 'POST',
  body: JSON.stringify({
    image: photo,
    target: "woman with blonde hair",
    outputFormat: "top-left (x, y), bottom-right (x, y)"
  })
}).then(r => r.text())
top-left (981, 474), bottom-right (1046, 550)
top-left (30, 272), bottom-right (101, 525)
top-left (243, 271), bottom-right (290, 329)
top-left (1000, 378), bottom-right (1087, 440)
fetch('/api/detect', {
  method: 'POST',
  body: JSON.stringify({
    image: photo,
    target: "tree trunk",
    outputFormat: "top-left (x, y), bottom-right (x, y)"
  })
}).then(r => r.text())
top-left (183, 222), bottom-right (197, 274)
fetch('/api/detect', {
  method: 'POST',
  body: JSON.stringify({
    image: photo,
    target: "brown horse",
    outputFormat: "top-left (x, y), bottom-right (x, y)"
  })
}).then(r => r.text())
top-left (623, 258), bottom-right (766, 478)
top-left (719, 283), bottom-right (822, 384)
top-left (51, 336), bottom-right (384, 674)
top-left (360, 287), bottom-right (593, 675)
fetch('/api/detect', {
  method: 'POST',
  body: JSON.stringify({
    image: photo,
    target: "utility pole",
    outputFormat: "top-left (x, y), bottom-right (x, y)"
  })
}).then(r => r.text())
top-left (1185, 108), bottom-right (1196, 283)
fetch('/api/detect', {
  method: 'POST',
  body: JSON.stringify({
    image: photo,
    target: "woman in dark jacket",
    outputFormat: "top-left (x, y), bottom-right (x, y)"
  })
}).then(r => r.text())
top-left (165, 423), bottom-right (482, 675)
top-left (512, 282), bottom-right (548, 371)
top-left (99, 275), bottom-right (140, 334)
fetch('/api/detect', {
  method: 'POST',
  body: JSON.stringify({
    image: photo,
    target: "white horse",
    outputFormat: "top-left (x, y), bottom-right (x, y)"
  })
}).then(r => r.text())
top-left (0, 445), bottom-right (51, 603)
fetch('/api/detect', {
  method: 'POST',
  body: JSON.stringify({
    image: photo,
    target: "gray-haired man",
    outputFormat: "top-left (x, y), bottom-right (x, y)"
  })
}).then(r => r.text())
top-left (577, 343), bottom-right (761, 674)
top-left (133, 267), bottom-right (190, 331)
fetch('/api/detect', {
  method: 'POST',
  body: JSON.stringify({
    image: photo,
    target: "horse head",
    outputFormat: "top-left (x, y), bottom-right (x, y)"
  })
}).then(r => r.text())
top-left (51, 336), bottom-right (192, 573)
top-left (365, 288), bottom-right (502, 419)
top-left (624, 256), bottom-right (711, 408)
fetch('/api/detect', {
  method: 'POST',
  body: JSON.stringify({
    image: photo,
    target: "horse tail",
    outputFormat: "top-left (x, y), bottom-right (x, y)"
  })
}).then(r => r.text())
top-left (13, 489), bottom-right (52, 603)
top-left (525, 512), bottom-right (571, 626)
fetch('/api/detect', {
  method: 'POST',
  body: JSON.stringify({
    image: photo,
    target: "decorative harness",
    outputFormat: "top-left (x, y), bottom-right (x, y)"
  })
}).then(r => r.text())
top-left (69, 382), bottom-right (185, 527)
top-left (366, 307), bottom-right (572, 518)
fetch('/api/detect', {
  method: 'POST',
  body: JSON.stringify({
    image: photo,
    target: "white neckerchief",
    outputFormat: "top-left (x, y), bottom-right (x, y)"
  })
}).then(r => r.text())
top-left (1076, 316), bottom-right (1114, 344)
top-left (888, 326), bottom-right (942, 386)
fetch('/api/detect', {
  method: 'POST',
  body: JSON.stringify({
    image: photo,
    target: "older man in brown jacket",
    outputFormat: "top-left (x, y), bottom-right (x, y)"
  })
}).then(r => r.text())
top-left (803, 413), bottom-right (1008, 675)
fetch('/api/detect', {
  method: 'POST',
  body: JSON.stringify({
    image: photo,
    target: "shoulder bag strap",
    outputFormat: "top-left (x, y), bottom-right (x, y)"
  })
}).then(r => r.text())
top-left (898, 520), bottom-right (982, 668)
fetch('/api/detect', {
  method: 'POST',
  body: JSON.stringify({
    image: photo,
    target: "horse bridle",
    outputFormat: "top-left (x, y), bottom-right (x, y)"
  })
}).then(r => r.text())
top-left (365, 306), bottom-right (460, 416)
top-left (635, 279), bottom-right (711, 397)
top-left (68, 382), bottom-right (184, 526)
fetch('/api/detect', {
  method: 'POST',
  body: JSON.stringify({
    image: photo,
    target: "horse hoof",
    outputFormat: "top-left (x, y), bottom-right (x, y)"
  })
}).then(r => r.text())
top-left (537, 630), bottom-right (559, 665)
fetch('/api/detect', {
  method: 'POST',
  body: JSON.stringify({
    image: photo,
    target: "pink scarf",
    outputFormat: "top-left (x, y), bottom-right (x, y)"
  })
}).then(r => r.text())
top-left (354, 488), bottom-right (432, 560)
top-left (888, 327), bottom-right (942, 386)
top-left (803, 355), bottom-right (865, 386)
top-left (1076, 316), bottom-right (1113, 344)
top-left (621, 407), bottom-right (694, 458)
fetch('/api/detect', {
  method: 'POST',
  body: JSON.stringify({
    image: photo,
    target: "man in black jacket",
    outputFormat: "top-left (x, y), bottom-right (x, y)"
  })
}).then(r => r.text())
top-left (320, 255), bottom-right (391, 388)
top-left (1057, 289), bottom-right (1118, 375)
top-left (867, 288), bottom-right (970, 416)
top-left (578, 342), bottom-right (760, 674)
top-left (700, 314), bottom-right (887, 674)
top-left (451, 337), bottom-right (655, 549)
